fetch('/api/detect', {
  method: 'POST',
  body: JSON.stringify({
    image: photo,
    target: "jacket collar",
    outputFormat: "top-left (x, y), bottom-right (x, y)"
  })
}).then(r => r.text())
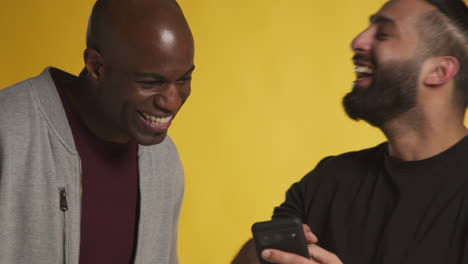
top-left (31, 67), bottom-right (147, 157)
top-left (31, 67), bottom-right (77, 154)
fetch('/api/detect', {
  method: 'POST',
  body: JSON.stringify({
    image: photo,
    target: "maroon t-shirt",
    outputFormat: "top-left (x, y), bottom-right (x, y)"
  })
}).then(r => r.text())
top-left (53, 71), bottom-right (139, 263)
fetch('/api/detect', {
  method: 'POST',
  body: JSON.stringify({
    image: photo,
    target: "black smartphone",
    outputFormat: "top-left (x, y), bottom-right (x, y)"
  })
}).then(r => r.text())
top-left (251, 217), bottom-right (309, 264)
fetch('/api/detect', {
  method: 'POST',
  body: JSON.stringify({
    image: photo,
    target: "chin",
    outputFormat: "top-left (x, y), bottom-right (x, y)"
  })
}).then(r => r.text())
top-left (133, 132), bottom-right (168, 146)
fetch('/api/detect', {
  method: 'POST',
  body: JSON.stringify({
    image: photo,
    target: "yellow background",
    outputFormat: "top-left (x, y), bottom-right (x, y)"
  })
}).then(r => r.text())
top-left (1, 0), bottom-right (400, 263)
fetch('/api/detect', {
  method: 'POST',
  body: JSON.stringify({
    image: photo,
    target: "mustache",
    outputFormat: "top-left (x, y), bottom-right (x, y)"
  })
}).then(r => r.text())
top-left (352, 54), bottom-right (374, 64)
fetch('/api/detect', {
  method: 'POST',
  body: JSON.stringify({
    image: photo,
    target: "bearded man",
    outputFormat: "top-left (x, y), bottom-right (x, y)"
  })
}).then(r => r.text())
top-left (234, 0), bottom-right (468, 263)
top-left (0, 0), bottom-right (194, 263)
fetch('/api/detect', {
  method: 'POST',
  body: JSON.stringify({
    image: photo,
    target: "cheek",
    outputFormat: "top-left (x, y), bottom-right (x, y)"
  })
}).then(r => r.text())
top-left (375, 44), bottom-right (415, 63)
top-left (180, 84), bottom-right (192, 102)
top-left (97, 82), bottom-right (122, 115)
top-left (126, 90), bottom-right (156, 113)
top-left (100, 85), bottom-right (139, 122)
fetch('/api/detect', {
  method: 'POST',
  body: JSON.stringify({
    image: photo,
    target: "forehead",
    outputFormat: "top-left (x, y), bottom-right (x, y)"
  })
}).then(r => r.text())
top-left (377, 0), bottom-right (437, 25)
top-left (371, 0), bottom-right (439, 52)
top-left (127, 23), bottom-right (194, 67)
top-left (366, 0), bottom-right (440, 59)
top-left (101, 4), bottom-right (194, 73)
top-left (110, 31), bottom-right (194, 77)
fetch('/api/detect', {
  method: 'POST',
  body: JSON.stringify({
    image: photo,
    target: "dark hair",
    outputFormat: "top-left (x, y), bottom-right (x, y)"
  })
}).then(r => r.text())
top-left (421, 0), bottom-right (468, 109)
top-left (425, 0), bottom-right (468, 34)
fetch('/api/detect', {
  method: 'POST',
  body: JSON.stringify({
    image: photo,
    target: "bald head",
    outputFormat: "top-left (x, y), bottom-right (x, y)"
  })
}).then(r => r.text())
top-left (86, 0), bottom-right (193, 56)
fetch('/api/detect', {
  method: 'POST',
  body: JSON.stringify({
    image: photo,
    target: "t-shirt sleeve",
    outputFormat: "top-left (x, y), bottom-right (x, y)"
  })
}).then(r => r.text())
top-left (272, 181), bottom-right (305, 220)
top-left (272, 156), bottom-right (334, 221)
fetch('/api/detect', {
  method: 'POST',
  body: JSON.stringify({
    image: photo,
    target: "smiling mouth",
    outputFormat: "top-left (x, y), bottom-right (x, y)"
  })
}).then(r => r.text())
top-left (354, 65), bottom-right (374, 79)
top-left (138, 111), bottom-right (173, 131)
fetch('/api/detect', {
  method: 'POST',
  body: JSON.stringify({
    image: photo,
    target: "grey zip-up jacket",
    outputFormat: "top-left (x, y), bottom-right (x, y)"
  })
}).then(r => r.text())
top-left (0, 68), bottom-right (184, 264)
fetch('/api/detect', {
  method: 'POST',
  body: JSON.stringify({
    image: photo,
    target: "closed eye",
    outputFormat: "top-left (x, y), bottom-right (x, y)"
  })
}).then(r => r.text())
top-left (376, 32), bottom-right (389, 40)
top-left (138, 80), bottom-right (164, 85)
top-left (176, 76), bottom-right (192, 85)
top-left (137, 80), bottom-right (165, 89)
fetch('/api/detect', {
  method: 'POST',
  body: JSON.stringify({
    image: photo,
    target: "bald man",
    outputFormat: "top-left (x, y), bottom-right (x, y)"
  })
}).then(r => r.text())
top-left (0, 0), bottom-right (194, 263)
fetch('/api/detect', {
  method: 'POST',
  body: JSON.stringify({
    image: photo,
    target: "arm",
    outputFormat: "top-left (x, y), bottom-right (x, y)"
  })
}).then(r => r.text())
top-left (232, 239), bottom-right (259, 264)
top-left (236, 157), bottom-right (337, 264)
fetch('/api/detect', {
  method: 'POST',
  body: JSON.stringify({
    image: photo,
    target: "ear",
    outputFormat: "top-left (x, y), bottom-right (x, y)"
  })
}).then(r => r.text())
top-left (83, 48), bottom-right (104, 80)
top-left (423, 56), bottom-right (459, 86)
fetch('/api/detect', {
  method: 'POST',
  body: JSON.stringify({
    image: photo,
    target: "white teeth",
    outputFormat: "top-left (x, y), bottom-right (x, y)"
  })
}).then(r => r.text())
top-left (354, 66), bottom-right (373, 74)
top-left (142, 112), bottom-right (172, 126)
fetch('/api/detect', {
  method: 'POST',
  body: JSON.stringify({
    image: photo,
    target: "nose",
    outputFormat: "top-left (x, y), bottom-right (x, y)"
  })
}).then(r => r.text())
top-left (351, 27), bottom-right (373, 54)
top-left (153, 84), bottom-right (185, 112)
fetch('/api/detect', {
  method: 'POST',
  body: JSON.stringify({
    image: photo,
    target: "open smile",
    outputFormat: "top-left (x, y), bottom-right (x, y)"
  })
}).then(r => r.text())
top-left (138, 111), bottom-right (173, 132)
top-left (353, 63), bottom-right (374, 87)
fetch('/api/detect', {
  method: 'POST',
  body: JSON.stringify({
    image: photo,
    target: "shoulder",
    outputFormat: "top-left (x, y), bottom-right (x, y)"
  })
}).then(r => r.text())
top-left (0, 76), bottom-right (40, 140)
top-left (301, 143), bottom-right (387, 186)
top-left (0, 78), bottom-right (35, 112)
top-left (316, 143), bottom-right (386, 172)
top-left (0, 68), bottom-right (56, 116)
top-left (273, 144), bottom-right (387, 220)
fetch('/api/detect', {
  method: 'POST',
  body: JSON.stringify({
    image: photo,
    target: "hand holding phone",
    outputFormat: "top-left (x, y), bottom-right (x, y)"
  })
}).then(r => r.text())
top-left (251, 218), bottom-right (309, 264)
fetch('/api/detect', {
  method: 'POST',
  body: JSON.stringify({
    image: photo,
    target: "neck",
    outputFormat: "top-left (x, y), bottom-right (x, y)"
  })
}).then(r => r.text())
top-left (381, 108), bottom-right (468, 161)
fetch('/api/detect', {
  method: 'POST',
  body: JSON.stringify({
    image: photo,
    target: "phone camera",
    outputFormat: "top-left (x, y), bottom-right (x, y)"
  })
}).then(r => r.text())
top-left (261, 235), bottom-right (271, 244)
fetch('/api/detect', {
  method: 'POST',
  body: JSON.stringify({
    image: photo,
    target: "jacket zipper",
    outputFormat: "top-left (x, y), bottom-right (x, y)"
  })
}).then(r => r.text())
top-left (59, 187), bottom-right (69, 264)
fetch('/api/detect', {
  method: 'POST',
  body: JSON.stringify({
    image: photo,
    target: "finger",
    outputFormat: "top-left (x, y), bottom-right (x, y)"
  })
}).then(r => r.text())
top-left (302, 224), bottom-right (318, 243)
top-left (308, 244), bottom-right (342, 264)
top-left (262, 249), bottom-right (319, 264)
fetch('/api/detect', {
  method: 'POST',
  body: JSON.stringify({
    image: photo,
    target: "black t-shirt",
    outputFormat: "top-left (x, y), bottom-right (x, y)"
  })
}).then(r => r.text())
top-left (273, 136), bottom-right (468, 264)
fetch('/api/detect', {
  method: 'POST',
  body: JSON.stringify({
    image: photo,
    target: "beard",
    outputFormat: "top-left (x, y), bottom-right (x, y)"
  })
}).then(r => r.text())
top-left (342, 56), bottom-right (421, 127)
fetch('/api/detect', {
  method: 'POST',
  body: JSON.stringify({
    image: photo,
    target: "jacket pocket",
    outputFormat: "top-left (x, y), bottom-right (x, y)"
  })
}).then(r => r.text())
top-left (59, 187), bottom-right (69, 264)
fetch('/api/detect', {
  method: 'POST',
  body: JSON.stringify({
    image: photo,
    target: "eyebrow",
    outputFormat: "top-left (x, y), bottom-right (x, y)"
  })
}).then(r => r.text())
top-left (134, 65), bottom-right (196, 79)
top-left (369, 14), bottom-right (396, 27)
